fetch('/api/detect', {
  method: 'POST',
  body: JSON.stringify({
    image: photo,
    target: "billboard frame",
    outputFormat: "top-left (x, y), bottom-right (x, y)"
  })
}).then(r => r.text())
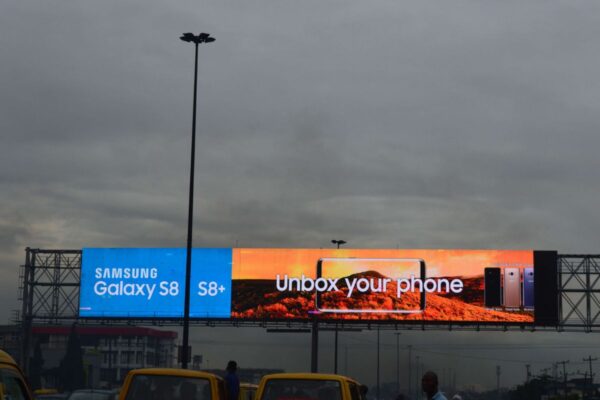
top-left (17, 248), bottom-right (600, 373)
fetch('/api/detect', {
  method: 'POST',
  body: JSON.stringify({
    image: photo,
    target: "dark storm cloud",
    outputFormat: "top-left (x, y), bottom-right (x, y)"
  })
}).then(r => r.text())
top-left (1, 0), bottom-right (598, 269)
top-left (2, 0), bottom-right (600, 389)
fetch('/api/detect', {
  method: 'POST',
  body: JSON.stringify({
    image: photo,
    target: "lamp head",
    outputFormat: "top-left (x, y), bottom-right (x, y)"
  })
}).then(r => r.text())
top-left (180, 32), bottom-right (195, 42)
top-left (180, 32), bottom-right (215, 44)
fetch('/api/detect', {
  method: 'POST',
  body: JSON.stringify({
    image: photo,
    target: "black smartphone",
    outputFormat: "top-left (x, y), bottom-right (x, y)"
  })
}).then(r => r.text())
top-left (484, 267), bottom-right (502, 308)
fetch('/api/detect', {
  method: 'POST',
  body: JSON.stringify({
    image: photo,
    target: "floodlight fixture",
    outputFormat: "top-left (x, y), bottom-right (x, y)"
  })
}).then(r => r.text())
top-left (180, 32), bottom-right (216, 45)
top-left (331, 239), bottom-right (347, 249)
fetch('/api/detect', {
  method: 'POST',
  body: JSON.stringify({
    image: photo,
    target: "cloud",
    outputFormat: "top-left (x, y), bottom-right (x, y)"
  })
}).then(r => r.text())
top-left (1, 0), bottom-right (600, 389)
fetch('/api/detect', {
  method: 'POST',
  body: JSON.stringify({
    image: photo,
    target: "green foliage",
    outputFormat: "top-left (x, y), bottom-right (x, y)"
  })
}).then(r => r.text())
top-left (59, 324), bottom-right (86, 391)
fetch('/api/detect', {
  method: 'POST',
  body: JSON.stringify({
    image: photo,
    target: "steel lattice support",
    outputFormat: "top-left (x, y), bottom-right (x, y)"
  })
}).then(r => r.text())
top-left (19, 248), bottom-right (81, 370)
top-left (16, 249), bottom-right (600, 371)
top-left (558, 254), bottom-right (600, 331)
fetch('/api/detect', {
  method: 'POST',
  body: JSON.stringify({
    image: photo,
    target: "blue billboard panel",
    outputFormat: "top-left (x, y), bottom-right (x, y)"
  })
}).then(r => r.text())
top-left (80, 248), bottom-right (232, 318)
top-left (190, 248), bottom-right (232, 318)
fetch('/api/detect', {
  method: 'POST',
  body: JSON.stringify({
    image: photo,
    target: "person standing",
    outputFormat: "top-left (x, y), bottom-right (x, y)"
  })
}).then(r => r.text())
top-left (421, 371), bottom-right (448, 400)
top-left (359, 384), bottom-right (368, 400)
top-left (225, 360), bottom-right (240, 400)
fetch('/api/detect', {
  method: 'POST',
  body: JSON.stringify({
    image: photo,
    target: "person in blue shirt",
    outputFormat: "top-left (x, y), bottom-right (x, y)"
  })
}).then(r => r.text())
top-left (422, 371), bottom-right (448, 400)
top-left (224, 360), bottom-right (240, 400)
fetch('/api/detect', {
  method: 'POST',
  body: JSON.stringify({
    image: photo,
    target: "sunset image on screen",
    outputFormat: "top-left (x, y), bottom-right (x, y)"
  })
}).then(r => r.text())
top-left (230, 248), bottom-right (534, 323)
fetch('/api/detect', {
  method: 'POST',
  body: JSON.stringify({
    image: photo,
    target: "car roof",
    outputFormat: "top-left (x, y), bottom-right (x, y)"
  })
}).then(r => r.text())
top-left (0, 349), bottom-right (18, 366)
top-left (240, 383), bottom-right (258, 389)
top-left (261, 372), bottom-right (358, 384)
top-left (127, 368), bottom-right (223, 381)
top-left (71, 390), bottom-right (114, 394)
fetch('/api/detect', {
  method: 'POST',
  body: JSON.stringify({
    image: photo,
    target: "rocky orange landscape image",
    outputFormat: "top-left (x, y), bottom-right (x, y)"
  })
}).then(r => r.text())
top-left (231, 271), bottom-right (533, 322)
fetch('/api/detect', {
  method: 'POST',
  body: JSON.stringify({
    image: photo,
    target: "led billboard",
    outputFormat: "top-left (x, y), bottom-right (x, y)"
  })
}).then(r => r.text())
top-left (80, 248), bottom-right (231, 318)
top-left (80, 248), bottom-right (555, 324)
top-left (231, 248), bottom-right (536, 323)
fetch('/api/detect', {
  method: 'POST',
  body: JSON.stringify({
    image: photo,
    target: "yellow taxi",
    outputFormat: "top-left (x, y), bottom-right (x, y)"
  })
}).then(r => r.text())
top-left (118, 368), bottom-right (227, 400)
top-left (255, 372), bottom-right (363, 400)
top-left (33, 389), bottom-right (58, 396)
top-left (239, 383), bottom-right (257, 400)
top-left (0, 349), bottom-right (33, 400)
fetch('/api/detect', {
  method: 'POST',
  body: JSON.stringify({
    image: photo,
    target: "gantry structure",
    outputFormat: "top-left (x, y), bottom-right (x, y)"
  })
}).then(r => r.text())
top-left (15, 249), bottom-right (600, 370)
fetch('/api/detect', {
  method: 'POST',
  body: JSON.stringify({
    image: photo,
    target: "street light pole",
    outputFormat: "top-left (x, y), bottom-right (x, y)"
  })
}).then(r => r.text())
top-left (331, 239), bottom-right (346, 374)
top-left (330, 239), bottom-right (346, 374)
top-left (179, 32), bottom-right (215, 370)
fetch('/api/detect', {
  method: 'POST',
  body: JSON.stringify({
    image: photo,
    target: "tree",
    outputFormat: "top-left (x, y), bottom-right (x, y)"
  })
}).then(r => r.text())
top-left (59, 323), bottom-right (86, 391)
top-left (29, 340), bottom-right (44, 390)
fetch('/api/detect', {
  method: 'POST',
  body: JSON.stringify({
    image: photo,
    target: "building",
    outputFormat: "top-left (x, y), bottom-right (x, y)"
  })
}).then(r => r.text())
top-left (32, 325), bottom-right (177, 388)
top-left (0, 324), bottom-right (21, 361)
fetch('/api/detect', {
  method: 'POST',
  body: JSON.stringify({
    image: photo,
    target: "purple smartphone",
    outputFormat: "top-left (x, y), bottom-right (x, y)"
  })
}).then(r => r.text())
top-left (523, 267), bottom-right (534, 309)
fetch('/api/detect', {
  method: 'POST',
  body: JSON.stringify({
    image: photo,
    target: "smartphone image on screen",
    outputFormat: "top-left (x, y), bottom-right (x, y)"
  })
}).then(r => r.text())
top-left (523, 267), bottom-right (534, 309)
top-left (484, 267), bottom-right (502, 308)
top-left (503, 267), bottom-right (521, 309)
top-left (315, 258), bottom-right (426, 314)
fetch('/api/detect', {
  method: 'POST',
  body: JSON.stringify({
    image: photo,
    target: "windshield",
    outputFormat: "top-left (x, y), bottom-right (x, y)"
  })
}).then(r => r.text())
top-left (125, 375), bottom-right (212, 400)
top-left (68, 392), bottom-right (113, 400)
top-left (0, 367), bottom-right (31, 400)
top-left (261, 379), bottom-right (341, 400)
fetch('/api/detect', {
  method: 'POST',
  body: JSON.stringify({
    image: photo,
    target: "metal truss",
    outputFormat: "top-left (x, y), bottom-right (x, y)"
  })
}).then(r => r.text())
top-left (18, 250), bottom-right (600, 330)
top-left (558, 254), bottom-right (600, 331)
top-left (20, 248), bottom-right (81, 322)
top-left (16, 250), bottom-right (600, 368)
top-left (18, 248), bottom-right (81, 370)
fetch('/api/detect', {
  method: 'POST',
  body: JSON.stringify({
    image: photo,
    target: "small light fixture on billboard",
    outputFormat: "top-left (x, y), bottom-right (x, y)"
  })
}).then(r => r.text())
top-left (331, 239), bottom-right (347, 249)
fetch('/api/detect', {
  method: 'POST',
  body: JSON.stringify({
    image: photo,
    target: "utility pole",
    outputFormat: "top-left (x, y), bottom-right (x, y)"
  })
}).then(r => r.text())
top-left (416, 355), bottom-right (420, 400)
top-left (421, 361), bottom-right (425, 400)
top-left (583, 356), bottom-right (597, 398)
top-left (496, 366), bottom-right (501, 400)
top-left (394, 332), bottom-right (401, 395)
top-left (376, 327), bottom-right (380, 400)
top-left (557, 360), bottom-right (569, 399)
top-left (453, 370), bottom-right (457, 393)
top-left (334, 323), bottom-right (339, 374)
top-left (408, 345), bottom-right (413, 399)
top-left (553, 362), bottom-right (558, 396)
top-left (344, 345), bottom-right (348, 375)
top-left (108, 337), bottom-right (113, 387)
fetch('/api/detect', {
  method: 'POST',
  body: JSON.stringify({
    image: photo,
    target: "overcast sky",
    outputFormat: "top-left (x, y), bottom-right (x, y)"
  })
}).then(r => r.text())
top-left (2, 0), bottom-right (600, 393)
